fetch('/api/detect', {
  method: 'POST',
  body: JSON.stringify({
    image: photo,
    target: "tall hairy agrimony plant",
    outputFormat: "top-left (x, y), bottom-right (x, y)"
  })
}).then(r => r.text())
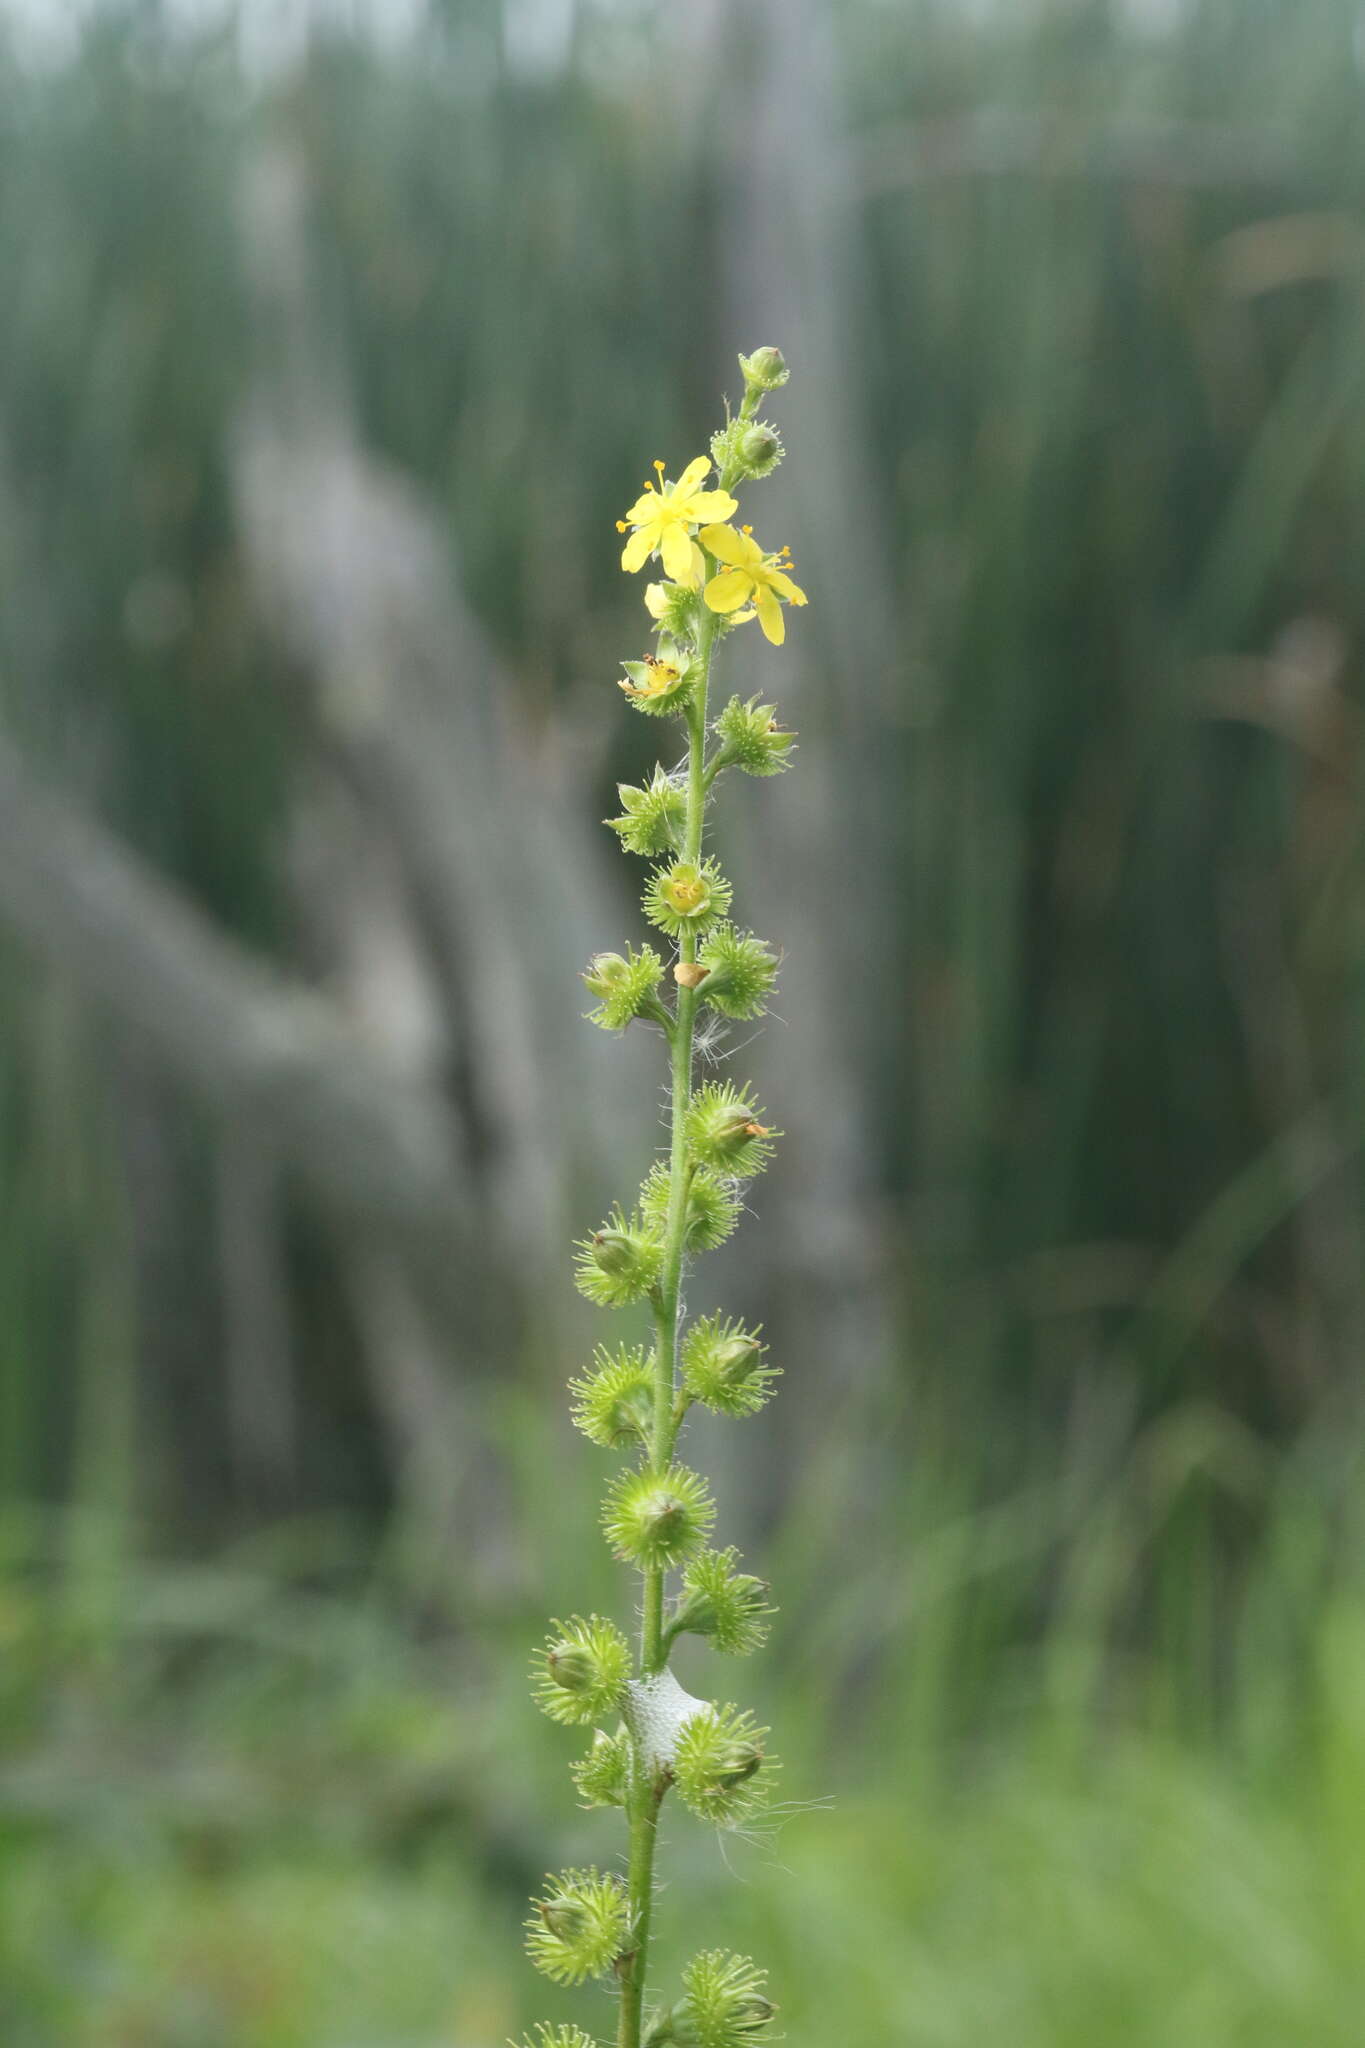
top-left (518, 348), bottom-right (805, 2048)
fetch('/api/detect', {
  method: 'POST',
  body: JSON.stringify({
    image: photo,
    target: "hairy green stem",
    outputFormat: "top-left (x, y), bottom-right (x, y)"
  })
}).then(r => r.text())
top-left (620, 604), bottom-right (720, 2048)
top-left (618, 1773), bottom-right (664, 2048)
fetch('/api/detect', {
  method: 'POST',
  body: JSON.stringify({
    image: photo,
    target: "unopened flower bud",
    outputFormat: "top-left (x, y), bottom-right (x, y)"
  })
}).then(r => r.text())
top-left (717, 1111), bottom-right (769, 1157)
top-left (531, 1615), bottom-right (632, 1724)
top-left (546, 1642), bottom-right (597, 1694)
top-left (681, 1314), bottom-right (779, 1417)
top-left (569, 1342), bottom-right (654, 1449)
top-left (683, 1082), bottom-right (777, 1178)
top-left (591, 1228), bottom-right (637, 1275)
top-left (667, 1988), bottom-right (778, 2044)
top-left (602, 1462), bottom-right (716, 1570)
top-left (583, 952), bottom-right (630, 996)
top-left (525, 1867), bottom-right (629, 1985)
top-left (737, 424), bottom-right (782, 478)
top-left (712, 1740), bottom-right (764, 1788)
top-left (695, 925), bottom-right (779, 1019)
top-left (671, 1547), bottom-right (775, 1656)
top-left (573, 1205), bottom-right (662, 1306)
top-left (670, 1951), bottom-right (777, 2045)
top-left (539, 1898), bottom-right (588, 1941)
top-left (738, 345), bottom-right (789, 391)
top-left (673, 1705), bottom-right (776, 1825)
top-left (712, 1333), bottom-right (762, 1381)
top-left (582, 943), bottom-right (666, 1034)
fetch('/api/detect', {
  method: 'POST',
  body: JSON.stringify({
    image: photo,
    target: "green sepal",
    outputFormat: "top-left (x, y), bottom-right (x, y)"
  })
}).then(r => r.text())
top-left (568, 1343), bottom-right (654, 1449)
top-left (573, 1206), bottom-right (663, 1307)
top-left (571, 1725), bottom-right (631, 1810)
top-left (669, 1547), bottom-right (775, 1657)
top-left (524, 1868), bottom-right (629, 1986)
top-left (711, 416), bottom-right (784, 485)
top-left (607, 766), bottom-right (687, 857)
top-left (712, 696), bottom-right (796, 778)
top-left (530, 1616), bottom-right (632, 1726)
top-left (681, 1315), bottom-right (778, 1416)
top-left (738, 346), bottom-right (788, 391)
top-left (695, 926), bottom-right (779, 1020)
top-left (644, 580), bottom-right (701, 642)
top-left (582, 944), bottom-right (668, 1032)
top-left (653, 1951), bottom-right (778, 2047)
top-left (672, 1705), bottom-right (776, 1827)
top-left (512, 2029), bottom-right (602, 2048)
top-left (684, 1082), bottom-right (777, 1177)
top-left (640, 1161), bottom-right (742, 1252)
top-left (601, 1462), bottom-right (716, 1570)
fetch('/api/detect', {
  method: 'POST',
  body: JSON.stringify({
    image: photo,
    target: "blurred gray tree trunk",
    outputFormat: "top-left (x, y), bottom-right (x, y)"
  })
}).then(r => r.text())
top-left (681, 0), bottom-right (897, 1473)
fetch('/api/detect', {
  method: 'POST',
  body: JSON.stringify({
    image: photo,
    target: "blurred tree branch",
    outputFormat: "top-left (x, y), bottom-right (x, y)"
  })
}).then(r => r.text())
top-left (233, 141), bottom-right (634, 1276)
top-left (0, 730), bottom-right (470, 1247)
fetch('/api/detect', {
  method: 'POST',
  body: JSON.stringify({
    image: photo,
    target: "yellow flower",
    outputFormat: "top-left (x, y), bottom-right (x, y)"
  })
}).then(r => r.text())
top-left (699, 524), bottom-right (807, 646)
top-left (619, 652), bottom-right (682, 704)
top-left (618, 459), bottom-right (737, 584)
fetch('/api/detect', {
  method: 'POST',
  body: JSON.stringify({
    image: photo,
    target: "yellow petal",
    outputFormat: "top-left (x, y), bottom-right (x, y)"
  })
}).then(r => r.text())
top-left (622, 491), bottom-right (657, 524)
top-left (621, 527), bottom-right (654, 574)
top-left (767, 570), bottom-right (808, 606)
top-left (644, 582), bottom-right (668, 620)
top-left (704, 568), bottom-right (753, 614)
top-left (731, 607), bottom-right (757, 624)
top-left (660, 520), bottom-right (696, 583)
top-left (690, 543), bottom-right (706, 584)
top-left (754, 584), bottom-right (785, 644)
top-left (675, 456), bottom-right (712, 494)
top-left (700, 523), bottom-right (758, 567)
top-left (684, 490), bottom-right (738, 523)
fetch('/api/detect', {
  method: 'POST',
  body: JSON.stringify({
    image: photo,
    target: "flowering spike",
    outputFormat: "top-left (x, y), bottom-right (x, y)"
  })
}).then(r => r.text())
top-left (534, 347), bottom-right (806, 2045)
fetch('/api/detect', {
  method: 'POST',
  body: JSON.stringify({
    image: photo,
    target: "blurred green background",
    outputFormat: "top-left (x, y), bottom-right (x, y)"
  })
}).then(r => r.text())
top-left (4, 0), bottom-right (1365, 2040)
